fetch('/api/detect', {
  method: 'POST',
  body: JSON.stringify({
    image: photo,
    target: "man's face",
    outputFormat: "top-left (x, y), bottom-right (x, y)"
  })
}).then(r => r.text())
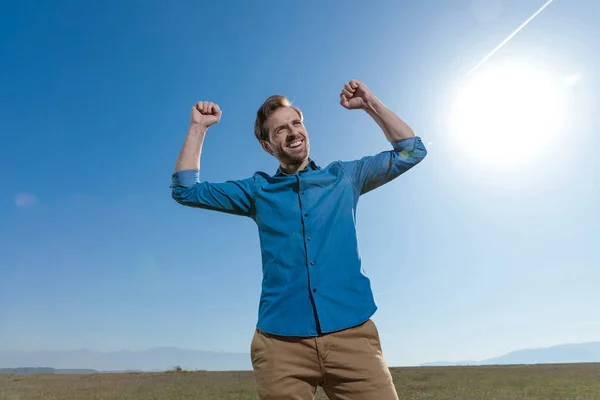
top-left (261, 107), bottom-right (310, 165)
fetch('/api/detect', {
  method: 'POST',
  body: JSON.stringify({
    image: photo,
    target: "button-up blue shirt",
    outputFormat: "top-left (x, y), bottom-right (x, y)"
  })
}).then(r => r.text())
top-left (171, 136), bottom-right (427, 336)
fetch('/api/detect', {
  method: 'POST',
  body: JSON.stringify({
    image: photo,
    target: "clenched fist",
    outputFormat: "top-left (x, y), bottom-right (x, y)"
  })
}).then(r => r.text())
top-left (340, 80), bottom-right (374, 110)
top-left (191, 101), bottom-right (221, 128)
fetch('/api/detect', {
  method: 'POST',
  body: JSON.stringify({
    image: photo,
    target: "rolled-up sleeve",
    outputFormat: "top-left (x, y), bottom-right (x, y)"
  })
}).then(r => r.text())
top-left (342, 136), bottom-right (427, 195)
top-left (170, 170), bottom-right (255, 217)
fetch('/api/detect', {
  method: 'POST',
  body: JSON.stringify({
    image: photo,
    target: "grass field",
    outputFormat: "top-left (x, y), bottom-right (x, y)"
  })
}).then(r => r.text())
top-left (1, 363), bottom-right (600, 400)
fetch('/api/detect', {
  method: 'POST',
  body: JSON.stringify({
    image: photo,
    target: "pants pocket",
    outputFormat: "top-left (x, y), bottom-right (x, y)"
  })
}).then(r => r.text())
top-left (366, 319), bottom-right (383, 351)
top-left (250, 329), bottom-right (263, 366)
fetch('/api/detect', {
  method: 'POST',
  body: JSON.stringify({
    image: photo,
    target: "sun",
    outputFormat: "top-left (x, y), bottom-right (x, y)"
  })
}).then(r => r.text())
top-left (448, 61), bottom-right (566, 168)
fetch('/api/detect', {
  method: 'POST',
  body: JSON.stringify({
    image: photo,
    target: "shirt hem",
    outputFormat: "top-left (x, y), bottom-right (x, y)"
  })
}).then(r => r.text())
top-left (255, 306), bottom-right (377, 337)
top-left (319, 306), bottom-right (378, 335)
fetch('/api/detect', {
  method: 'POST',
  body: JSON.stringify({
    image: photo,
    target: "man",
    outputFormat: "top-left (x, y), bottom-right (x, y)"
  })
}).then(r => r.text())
top-left (171, 80), bottom-right (427, 399)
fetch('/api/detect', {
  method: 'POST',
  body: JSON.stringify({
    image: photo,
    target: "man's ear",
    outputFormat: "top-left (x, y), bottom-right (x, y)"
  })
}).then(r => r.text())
top-left (260, 140), bottom-right (274, 155)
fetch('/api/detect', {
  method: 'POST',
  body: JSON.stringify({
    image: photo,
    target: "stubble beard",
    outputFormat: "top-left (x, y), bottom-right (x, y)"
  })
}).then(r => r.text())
top-left (276, 145), bottom-right (309, 170)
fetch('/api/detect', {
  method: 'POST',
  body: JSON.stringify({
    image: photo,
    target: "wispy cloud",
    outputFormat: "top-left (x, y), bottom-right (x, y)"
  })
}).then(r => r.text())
top-left (574, 320), bottom-right (600, 328)
top-left (15, 192), bottom-right (38, 208)
top-left (467, 0), bottom-right (556, 77)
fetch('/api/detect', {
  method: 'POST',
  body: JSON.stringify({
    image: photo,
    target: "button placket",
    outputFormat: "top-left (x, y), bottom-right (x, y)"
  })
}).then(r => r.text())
top-left (298, 176), bottom-right (317, 295)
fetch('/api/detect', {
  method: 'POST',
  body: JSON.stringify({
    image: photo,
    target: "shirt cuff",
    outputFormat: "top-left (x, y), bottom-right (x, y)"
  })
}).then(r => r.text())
top-left (391, 136), bottom-right (422, 152)
top-left (170, 169), bottom-right (199, 188)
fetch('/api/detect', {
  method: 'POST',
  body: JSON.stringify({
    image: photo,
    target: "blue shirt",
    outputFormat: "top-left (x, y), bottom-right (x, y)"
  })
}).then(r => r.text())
top-left (170, 136), bottom-right (427, 337)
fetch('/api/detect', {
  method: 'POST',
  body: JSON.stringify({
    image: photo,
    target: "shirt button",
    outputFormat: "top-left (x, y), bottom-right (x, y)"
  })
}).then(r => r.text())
top-left (300, 191), bottom-right (305, 195)
top-left (304, 213), bottom-right (309, 217)
top-left (307, 237), bottom-right (311, 241)
top-left (310, 261), bottom-right (315, 265)
top-left (312, 288), bottom-right (317, 293)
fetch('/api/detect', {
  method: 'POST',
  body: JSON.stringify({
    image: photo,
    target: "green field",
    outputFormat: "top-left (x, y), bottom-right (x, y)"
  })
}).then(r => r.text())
top-left (2, 363), bottom-right (600, 400)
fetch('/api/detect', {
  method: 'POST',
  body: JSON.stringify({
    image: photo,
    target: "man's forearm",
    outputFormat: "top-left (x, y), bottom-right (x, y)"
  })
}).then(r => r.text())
top-left (363, 97), bottom-right (415, 142)
top-left (174, 123), bottom-right (207, 173)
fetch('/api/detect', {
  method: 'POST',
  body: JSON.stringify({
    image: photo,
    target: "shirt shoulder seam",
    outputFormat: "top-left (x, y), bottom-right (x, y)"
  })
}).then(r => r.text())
top-left (335, 160), bottom-right (361, 194)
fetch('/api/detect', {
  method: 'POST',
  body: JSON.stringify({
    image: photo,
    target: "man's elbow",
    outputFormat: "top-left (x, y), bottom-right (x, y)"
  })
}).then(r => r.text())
top-left (413, 145), bottom-right (428, 164)
top-left (171, 186), bottom-right (194, 207)
top-left (398, 145), bottom-right (427, 167)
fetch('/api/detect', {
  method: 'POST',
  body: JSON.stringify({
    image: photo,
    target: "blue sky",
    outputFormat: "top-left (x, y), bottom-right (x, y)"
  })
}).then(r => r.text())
top-left (1, 0), bottom-right (598, 367)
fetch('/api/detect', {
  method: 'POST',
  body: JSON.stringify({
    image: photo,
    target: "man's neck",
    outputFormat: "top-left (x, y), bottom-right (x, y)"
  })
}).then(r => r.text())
top-left (279, 158), bottom-right (310, 175)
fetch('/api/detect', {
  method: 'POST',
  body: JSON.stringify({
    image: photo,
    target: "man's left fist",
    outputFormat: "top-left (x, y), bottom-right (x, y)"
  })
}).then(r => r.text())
top-left (340, 80), bottom-right (374, 110)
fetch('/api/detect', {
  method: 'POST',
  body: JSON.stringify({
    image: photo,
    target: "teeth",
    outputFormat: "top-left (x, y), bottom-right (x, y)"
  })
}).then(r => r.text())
top-left (289, 140), bottom-right (302, 148)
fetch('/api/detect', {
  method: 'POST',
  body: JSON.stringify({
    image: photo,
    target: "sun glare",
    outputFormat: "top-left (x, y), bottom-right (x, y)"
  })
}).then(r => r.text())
top-left (449, 62), bottom-right (566, 168)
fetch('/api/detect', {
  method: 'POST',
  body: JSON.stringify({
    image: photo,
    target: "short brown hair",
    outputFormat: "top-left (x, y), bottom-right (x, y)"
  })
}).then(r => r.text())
top-left (254, 95), bottom-right (303, 142)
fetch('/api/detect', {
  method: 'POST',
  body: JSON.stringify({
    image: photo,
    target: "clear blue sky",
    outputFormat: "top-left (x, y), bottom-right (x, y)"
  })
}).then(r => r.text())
top-left (1, 0), bottom-right (598, 366)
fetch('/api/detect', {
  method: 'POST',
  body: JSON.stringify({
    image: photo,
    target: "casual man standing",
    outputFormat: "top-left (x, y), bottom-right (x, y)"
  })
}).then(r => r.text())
top-left (171, 80), bottom-right (427, 399)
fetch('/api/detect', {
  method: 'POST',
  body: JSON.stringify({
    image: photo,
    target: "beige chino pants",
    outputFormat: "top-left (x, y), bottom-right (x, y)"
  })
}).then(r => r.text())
top-left (250, 319), bottom-right (399, 400)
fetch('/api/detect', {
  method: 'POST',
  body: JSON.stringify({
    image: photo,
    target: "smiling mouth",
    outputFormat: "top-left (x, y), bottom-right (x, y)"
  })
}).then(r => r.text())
top-left (287, 139), bottom-right (303, 149)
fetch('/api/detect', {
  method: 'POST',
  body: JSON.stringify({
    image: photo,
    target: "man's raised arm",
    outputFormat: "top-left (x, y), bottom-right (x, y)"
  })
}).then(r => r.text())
top-left (340, 79), bottom-right (415, 142)
top-left (171, 102), bottom-right (255, 217)
top-left (339, 80), bottom-right (428, 195)
top-left (174, 101), bottom-right (219, 173)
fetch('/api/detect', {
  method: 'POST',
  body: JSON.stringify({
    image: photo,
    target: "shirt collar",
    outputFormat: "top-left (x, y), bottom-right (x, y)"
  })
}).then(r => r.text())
top-left (275, 158), bottom-right (321, 177)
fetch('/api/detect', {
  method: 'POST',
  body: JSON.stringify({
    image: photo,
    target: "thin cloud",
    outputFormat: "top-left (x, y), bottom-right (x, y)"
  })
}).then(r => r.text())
top-left (574, 320), bottom-right (600, 328)
top-left (15, 192), bottom-right (38, 208)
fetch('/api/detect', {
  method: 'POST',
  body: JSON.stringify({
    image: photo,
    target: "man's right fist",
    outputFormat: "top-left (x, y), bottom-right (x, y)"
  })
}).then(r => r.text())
top-left (191, 101), bottom-right (221, 128)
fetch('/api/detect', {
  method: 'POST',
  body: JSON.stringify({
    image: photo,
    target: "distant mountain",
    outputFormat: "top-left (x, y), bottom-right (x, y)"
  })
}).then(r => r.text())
top-left (4, 341), bottom-right (599, 373)
top-left (0, 367), bottom-right (98, 374)
top-left (0, 347), bottom-right (252, 372)
top-left (482, 342), bottom-right (600, 365)
top-left (421, 342), bottom-right (600, 366)
top-left (420, 361), bottom-right (477, 367)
